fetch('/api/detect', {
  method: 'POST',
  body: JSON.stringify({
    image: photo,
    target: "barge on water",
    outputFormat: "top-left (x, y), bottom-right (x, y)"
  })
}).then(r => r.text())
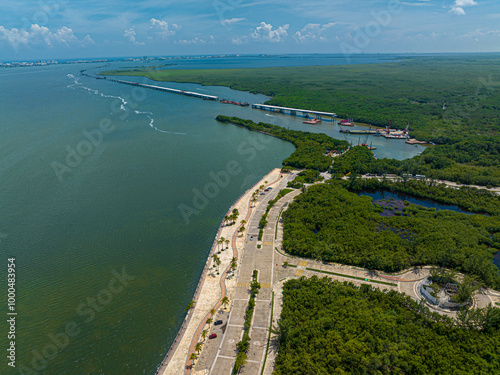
top-left (303, 118), bottom-right (322, 124)
top-left (339, 129), bottom-right (378, 134)
top-left (220, 99), bottom-right (249, 106)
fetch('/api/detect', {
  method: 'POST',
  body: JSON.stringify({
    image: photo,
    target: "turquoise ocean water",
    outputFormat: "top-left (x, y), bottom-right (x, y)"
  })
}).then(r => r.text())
top-left (0, 55), bottom-right (425, 374)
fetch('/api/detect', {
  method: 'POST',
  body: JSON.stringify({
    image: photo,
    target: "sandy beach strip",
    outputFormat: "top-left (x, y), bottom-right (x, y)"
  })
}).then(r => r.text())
top-left (157, 168), bottom-right (282, 375)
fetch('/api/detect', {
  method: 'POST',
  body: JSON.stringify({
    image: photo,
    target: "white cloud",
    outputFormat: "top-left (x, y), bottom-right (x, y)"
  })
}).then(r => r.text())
top-left (294, 22), bottom-right (335, 42)
top-left (401, 0), bottom-right (433, 6)
top-left (176, 35), bottom-right (214, 45)
top-left (0, 24), bottom-right (90, 50)
top-left (450, 0), bottom-right (477, 15)
top-left (149, 18), bottom-right (179, 40)
top-left (83, 34), bottom-right (95, 45)
top-left (460, 28), bottom-right (500, 41)
top-left (123, 27), bottom-right (144, 45)
top-left (231, 36), bottom-right (245, 45)
top-left (221, 18), bottom-right (246, 26)
top-left (251, 22), bottom-right (289, 42)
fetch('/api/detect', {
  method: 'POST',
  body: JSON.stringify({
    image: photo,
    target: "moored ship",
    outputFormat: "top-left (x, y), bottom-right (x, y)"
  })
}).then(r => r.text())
top-left (220, 99), bottom-right (250, 106)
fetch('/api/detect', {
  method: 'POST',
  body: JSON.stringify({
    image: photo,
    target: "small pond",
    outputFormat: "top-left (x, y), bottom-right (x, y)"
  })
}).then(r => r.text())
top-left (359, 190), bottom-right (475, 217)
top-left (358, 190), bottom-right (499, 272)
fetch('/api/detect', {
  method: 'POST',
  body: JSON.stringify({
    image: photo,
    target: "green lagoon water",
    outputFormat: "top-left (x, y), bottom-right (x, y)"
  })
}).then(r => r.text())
top-left (0, 56), bottom-right (423, 374)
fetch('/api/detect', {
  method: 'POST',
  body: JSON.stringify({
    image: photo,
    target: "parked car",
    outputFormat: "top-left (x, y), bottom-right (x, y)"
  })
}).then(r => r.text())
top-left (214, 320), bottom-right (223, 326)
top-left (260, 192), bottom-right (265, 195)
top-left (209, 333), bottom-right (217, 339)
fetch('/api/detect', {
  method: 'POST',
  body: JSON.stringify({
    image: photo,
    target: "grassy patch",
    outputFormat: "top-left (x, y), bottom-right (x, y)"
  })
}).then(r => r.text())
top-left (305, 267), bottom-right (397, 286)
top-left (261, 291), bottom-right (275, 375)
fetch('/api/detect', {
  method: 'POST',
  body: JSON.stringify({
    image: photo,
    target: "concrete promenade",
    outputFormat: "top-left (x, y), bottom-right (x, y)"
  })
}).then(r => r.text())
top-left (161, 171), bottom-right (500, 375)
top-left (159, 168), bottom-right (284, 375)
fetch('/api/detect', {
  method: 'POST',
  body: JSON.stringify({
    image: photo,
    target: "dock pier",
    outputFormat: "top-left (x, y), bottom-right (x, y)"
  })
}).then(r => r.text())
top-left (251, 103), bottom-right (336, 122)
top-left (105, 78), bottom-right (219, 101)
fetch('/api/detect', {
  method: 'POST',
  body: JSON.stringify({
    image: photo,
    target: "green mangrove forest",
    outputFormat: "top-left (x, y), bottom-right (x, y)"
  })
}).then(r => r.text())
top-left (102, 55), bottom-right (500, 142)
top-left (102, 56), bottom-right (500, 186)
top-left (282, 182), bottom-right (500, 288)
top-left (274, 277), bottom-right (500, 375)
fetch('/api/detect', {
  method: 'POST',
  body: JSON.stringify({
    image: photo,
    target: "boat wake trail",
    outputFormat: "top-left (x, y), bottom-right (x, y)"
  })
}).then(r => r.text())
top-left (134, 111), bottom-right (187, 135)
top-left (66, 74), bottom-right (186, 135)
top-left (67, 74), bottom-right (127, 110)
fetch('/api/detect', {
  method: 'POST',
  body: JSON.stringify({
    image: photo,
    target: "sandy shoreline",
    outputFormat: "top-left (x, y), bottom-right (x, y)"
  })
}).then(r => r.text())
top-left (156, 167), bottom-right (282, 375)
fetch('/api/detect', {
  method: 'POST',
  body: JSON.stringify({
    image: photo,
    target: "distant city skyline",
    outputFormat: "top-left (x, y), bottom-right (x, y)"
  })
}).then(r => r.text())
top-left (1, 0), bottom-right (499, 61)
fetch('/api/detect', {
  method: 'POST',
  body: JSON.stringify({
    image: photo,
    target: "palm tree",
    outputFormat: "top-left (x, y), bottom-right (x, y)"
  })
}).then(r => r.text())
top-left (215, 257), bottom-right (221, 273)
top-left (230, 257), bottom-right (237, 272)
top-left (222, 296), bottom-right (230, 310)
top-left (210, 308), bottom-right (216, 317)
top-left (231, 208), bottom-right (239, 223)
top-left (270, 319), bottom-right (292, 348)
top-left (220, 237), bottom-right (225, 251)
top-left (206, 317), bottom-right (213, 327)
top-left (189, 352), bottom-right (198, 366)
top-left (195, 342), bottom-right (203, 354)
top-left (212, 254), bottom-right (221, 273)
top-left (185, 299), bottom-right (196, 311)
top-left (223, 215), bottom-right (229, 226)
top-left (212, 253), bottom-right (219, 265)
top-left (240, 226), bottom-right (245, 236)
top-left (201, 330), bottom-right (208, 341)
top-left (225, 239), bottom-right (230, 249)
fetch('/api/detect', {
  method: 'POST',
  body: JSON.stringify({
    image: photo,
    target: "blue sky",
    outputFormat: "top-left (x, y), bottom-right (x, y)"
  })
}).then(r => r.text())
top-left (0, 0), bottom-right (499, 60)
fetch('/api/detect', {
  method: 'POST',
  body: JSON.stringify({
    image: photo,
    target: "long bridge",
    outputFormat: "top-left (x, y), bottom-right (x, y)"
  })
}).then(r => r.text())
top-left (251, 103), bottom-right (336, 122)
top-left (81, 69), bottom-right (219, 101)
top-left (105, 78), bottom-right (219, 101)
top-left (82, 71), bottom-right (338, 115)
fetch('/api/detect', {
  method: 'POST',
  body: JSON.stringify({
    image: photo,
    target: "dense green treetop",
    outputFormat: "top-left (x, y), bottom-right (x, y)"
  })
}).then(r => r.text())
top-left (344, 178), bottom-right (500, 216)
top-left (101, 56), bottom-right (500, 145)
top-left (102, 56), bottom-right (500, 185)
top-left (275, 277), bottom-right (500, 375)
top-left (282, 182), bottom-right (500, 287)
top-left (331, 145), bottom-right (500, 187)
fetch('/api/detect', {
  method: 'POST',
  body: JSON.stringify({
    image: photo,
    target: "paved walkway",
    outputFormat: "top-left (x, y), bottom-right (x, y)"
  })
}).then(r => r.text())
top-left (201, 173), bottom-right (296, 374)
top-left (159, 168), bottom-right (286, 375)
top-left (162, 170), bottom-right (500, 375)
